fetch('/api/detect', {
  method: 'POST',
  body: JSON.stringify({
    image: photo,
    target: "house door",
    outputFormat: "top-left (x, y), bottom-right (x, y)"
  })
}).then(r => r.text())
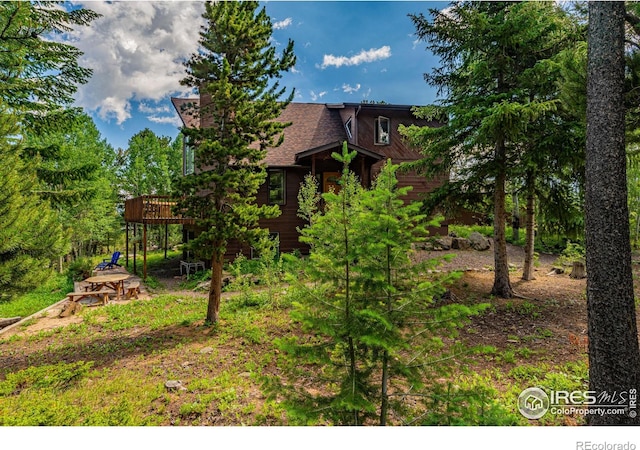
top-left (323, 172), bottom-right (341, 193)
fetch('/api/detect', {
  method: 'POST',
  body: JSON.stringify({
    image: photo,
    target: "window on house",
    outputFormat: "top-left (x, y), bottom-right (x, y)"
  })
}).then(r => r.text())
top-left (374, 116), bottom-right (390, 145)
top-left (345, 117), bottom-right (353, 140)
top-left (268, 169), bottom-right (285, 205)
top-left (184, 140), bottom-right (195, 175)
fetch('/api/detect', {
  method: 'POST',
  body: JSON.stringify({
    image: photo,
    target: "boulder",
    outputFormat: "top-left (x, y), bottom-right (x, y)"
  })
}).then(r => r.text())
top-left (435, 236), bottom-right (452, 250)
top-left (451, 237), bottom-right (471, 250)
top-left (165, 380), bottom-right (187, 391)
top-left (468, 232), bottom-right (491, 251)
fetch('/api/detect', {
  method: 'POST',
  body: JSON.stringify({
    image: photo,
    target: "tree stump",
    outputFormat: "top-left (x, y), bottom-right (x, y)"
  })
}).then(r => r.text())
top-left (58, 302), bottom-right (83, 318)
top-left (569, 261), bottom-right (586, 279)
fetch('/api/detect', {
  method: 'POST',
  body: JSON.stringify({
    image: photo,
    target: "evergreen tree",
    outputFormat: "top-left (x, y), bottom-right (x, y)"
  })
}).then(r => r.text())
top-left (0, 1), bottom-right (98, 129)
top-left (175, 1), bottom-right (295, 324)
top-left (404, 2), bottom-right (565, 296)
top-left (0, 103), bottom-right (66, 300)
top-left (23, 112), bottom-right (120, 257)
top-left (271, 145), bottom-right (483, 425)
top-left (585, 1), bottom-right (640, 425)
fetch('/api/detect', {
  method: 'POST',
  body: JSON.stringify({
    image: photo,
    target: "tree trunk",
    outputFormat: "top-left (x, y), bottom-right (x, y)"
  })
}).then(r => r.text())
top-left (512, 191), bottom-right (520, 243)
top-left (569, 261), bottom-right (586, 279)
top-left (522, 170), bottom-right (536, 281)
top-left (207, 243), bottom-right (224, 324)
top-left (491, 138), bottom-right (514, 297)
top-left (585, 1), bottom-right (640, 425)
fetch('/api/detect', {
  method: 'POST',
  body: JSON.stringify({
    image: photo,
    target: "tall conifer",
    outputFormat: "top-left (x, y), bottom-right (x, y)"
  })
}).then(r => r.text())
top-left (404, 2), bottom-right (566, 296)
top-left (175, 1), bottom-right (295, 324)
top-left (0, 104), bottom-right (66, 300)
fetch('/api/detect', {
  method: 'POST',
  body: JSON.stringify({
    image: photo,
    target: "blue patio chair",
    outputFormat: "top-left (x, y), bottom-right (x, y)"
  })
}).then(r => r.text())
top-left (95, 251), bottom-right (122, 271)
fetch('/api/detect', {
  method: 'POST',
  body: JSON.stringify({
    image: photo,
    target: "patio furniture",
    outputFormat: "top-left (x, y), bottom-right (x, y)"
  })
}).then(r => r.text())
top-left (95, 251), bottom-right (122, 271)
top-left (180, 260), bottom-right (205, 279)
top-left (125, 281), bottom-right (140, 299)
top-left (65, 289), bottom-right (112, 306)
top-left (84, 273), bottom-right (130, 301)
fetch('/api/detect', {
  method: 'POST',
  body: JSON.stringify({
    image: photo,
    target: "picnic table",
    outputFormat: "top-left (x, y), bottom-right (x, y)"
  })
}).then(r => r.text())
top-left (84, 273), bottom-right (130, 301)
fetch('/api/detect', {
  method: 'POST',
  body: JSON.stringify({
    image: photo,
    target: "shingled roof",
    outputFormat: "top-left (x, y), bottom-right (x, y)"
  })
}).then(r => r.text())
top-left (171, 97), bottom-right (200, 129)
top-left (171, 100), bottom-right (359, 166)
top-left (264, 103), bottom-right (348, 166)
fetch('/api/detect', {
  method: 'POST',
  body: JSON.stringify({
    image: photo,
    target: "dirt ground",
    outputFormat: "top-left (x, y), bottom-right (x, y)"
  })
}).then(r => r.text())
top-left (1, 244), bottom-right (640, 426)
top-left (418, 244), bottom-right (640, 372)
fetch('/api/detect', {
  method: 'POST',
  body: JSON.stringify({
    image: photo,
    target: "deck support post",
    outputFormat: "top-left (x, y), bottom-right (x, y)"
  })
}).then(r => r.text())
top-left (143, 223), bottom-right (148, 281)
top-left (125, 222), bottom-right (129, 268)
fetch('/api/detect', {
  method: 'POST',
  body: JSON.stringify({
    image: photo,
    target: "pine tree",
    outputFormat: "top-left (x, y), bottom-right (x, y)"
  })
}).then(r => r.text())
top-left (585, 1), bottom-right (640, 425)
top-left (0, 104), bottom-right (66, 300)
top-left (0, 2), bottom-right (98, 129)
top-left (175, 1), bottom-right (295, 324)
top-left (271, 144), bottom-right (484, 425)
top-left (404, 2), bottom-right (567, 296)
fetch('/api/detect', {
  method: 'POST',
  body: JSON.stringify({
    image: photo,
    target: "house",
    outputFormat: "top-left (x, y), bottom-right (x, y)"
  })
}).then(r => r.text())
top-left (171, 99), bottom-right (447, 257)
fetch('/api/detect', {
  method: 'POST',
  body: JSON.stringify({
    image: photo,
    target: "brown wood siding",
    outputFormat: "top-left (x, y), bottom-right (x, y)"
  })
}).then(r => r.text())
top-left (356, 108), bottom-right (434, 160)
top-left (221, 168), bottom-right (310, 259)
top-left (259, 168), bottom-right (310, 254)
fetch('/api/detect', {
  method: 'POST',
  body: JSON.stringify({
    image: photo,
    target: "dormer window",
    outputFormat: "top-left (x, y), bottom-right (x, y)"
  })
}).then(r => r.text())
top-left (374, 116), bottom-right (390, 145)
top-left (345, 117), bottom-right (353, 141)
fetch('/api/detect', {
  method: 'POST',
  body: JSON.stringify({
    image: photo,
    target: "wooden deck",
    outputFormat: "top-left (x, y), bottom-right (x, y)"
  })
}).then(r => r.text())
top-left (124, 195), bottom-right (194, 225)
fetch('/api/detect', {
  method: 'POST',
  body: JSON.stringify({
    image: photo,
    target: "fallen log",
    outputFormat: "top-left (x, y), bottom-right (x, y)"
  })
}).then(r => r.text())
top-left (0, 317), bottom-right (22, 329)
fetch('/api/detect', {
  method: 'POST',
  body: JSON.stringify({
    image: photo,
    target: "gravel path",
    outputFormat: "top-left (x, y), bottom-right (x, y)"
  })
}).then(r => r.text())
top-left (415, 242), bottom-right (559, 272)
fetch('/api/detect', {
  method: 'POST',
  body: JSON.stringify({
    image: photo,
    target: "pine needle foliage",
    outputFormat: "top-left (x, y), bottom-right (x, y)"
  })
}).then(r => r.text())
top-left (0, 104), bottom-right (66, 301)
top-left (174, 1), bottom-right (296, 324)
top-left (402, 2), bottom-right (579, 297)
top-left (269, 143), bottom-right (485, 425)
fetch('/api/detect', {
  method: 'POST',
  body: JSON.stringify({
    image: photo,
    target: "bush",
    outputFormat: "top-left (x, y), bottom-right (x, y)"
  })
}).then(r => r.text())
top-left (67, 257), bottom-right (94, 282)
top-left (556, 241), bottom-right (585, 267)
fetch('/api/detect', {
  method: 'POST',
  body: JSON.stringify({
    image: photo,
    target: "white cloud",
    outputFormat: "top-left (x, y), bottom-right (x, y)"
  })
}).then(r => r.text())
top-left (68, 1), bottom-right (205, 124)
top-left (138, 103), bottom-right (170, 114)
top-left (310, 90), bottom-right (327, 101)
top-left (273, 17), bottom-right (292, 30)
top-left (320, 46), bottom-right (391, 69)
top-left (342, 84), bottom-right (361, 94)
top-left (148, 115), bottom-right (182, 126)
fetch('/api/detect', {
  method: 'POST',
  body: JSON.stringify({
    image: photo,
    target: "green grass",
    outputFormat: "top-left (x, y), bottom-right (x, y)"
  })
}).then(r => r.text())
top-left (0, 274), bottom-right (72, 318)
top-left (0, 249), bottom-right (591, 426)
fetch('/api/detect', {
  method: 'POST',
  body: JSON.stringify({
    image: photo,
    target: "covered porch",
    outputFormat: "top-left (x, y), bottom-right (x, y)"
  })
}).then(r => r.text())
top-left (295, 141), bottom-right (384, 192)
top-left (123, 195), bottom-right (194, 280)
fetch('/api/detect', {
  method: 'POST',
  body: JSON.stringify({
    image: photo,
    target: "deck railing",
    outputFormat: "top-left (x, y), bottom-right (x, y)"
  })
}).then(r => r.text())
top-left (124, 195), bottom-right (194, 224)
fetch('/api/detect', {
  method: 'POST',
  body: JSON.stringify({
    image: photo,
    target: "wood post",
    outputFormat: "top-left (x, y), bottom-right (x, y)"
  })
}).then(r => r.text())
top-left (165, 222), bottom-right (168, 259)
top-left (125, 222), bottom-right (129, 268)
top-left (143, 223), bottom-right (147, 281)
top-left (133, 224), bottom-right (137, 275)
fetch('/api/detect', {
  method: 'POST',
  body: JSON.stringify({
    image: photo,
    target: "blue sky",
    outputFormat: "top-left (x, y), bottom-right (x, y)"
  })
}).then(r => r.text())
top-left (67, 1), bottom-right (447, 151)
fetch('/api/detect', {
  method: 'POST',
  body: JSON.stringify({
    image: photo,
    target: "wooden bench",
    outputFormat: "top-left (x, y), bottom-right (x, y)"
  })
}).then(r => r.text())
top-left (65, 289), bottom-right (112, 306)
top-left (125, 281), bottom-right (140, 300)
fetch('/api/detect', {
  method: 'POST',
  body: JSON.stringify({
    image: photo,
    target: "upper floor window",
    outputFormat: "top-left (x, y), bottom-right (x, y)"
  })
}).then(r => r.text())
top-left (184, 140), bottom-right (195, 175)
top-left (374, 116), bottom-right (390, 145)
top-left (268, 169), bottom-right (286, 205)
top-left (345, 117), bottom-right (353, 141)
